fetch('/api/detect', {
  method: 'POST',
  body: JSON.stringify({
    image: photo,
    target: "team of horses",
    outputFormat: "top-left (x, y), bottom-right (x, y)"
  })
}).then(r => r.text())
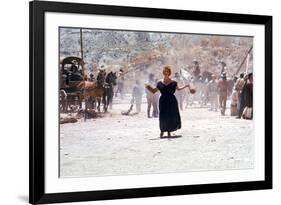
top-left (60, 70), bottom-right (117, 113)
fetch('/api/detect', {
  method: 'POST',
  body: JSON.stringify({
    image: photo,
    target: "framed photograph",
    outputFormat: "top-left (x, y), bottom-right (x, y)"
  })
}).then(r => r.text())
top-left (29, 1), bottom-right (272, 204)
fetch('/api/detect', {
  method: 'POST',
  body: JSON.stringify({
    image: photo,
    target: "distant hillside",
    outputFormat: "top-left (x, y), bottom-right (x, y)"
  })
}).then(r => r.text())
top-left (59, 27), bottom-right (253, 80)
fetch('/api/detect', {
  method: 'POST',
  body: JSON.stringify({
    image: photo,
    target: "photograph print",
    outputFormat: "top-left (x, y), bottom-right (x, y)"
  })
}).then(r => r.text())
top-left (59, 27), bottom-right (254, 178)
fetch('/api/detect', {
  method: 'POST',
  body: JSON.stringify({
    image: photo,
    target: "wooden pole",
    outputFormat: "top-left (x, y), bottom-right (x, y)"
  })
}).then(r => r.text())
top-left (245, 53), bottom-right (250, 74)
top-left (80, 29), bottom-right (87, 113)
top-left (80, 28), bottom-right (84, 61)
top-left (79, 29), bottom-right (85, 79)
top-left (235, 45), bottom-right (253, 75)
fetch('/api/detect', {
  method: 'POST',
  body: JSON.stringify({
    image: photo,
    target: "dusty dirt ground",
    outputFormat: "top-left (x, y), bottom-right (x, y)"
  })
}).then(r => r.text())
top-left (60, 96), bottom-right (254, 178)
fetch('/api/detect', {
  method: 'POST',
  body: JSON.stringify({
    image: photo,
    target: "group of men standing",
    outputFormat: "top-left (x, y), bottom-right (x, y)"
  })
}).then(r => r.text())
top-left (231, 72), bottom-right (253, 119)
top-left (206, 71), bottom-right (253, 119)
top-left (187, 60), bottom-right (253, 119)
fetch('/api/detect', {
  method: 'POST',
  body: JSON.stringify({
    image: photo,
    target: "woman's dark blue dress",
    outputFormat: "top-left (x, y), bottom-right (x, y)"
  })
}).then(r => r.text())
top-left (157, 81), bottom-right (181, 132)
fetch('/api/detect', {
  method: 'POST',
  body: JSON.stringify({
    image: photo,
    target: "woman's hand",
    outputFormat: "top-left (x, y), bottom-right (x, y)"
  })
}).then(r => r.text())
top-left (145, 84), bottom-right (158, 93)
top-left (188, 83), bottom-right (196, 94)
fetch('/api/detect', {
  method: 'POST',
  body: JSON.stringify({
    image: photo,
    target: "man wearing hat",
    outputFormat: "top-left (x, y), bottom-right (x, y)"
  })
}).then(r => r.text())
top-left (96, 67), bottom-right (106, 87)
top-left (217, 72), bottom-right (229, 115)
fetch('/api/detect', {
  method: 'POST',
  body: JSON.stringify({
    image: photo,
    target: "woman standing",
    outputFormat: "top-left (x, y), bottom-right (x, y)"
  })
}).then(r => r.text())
top-left (145, 65), bottom-right (194, 138)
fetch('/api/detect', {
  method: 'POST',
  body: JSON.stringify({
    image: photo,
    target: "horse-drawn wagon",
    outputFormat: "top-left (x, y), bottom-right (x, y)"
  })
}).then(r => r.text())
top-left (59, 56), bottom-right (85, 112)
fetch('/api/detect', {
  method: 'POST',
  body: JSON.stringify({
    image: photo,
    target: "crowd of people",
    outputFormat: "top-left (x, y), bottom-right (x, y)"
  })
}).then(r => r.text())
top-left (182, 61), bottom-right (253, 120)
top-left (129, 61), bottom-right (253, 121)
top-left (61, 58), bottom-right (253, 121)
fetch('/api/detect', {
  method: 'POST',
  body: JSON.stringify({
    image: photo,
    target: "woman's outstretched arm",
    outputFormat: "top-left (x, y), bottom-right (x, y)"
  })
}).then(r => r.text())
top-left (177, 84), bottom-right (189, 91)
top-left (145, 84), bottom-right (159, 94)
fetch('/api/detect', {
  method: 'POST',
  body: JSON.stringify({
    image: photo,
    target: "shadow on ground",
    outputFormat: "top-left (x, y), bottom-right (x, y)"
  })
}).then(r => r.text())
top-left (160, 135), bottom-right (183, 139)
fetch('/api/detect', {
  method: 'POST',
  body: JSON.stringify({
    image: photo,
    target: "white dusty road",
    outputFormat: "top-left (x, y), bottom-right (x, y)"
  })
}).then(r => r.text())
top-left (60, 97), bottom-right (254, 178)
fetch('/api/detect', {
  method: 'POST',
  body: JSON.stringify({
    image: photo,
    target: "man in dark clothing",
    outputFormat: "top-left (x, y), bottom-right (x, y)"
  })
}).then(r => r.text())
top-left (220, 61), bottom-right (227, 74)
top-left (242, 73), bottom-right (253, 119)
top-left (244, 73), bottom-right (253, 108)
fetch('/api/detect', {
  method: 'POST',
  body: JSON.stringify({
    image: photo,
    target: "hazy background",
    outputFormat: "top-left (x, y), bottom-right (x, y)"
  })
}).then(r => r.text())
top-left (60, 28), bottom-right (253, 86)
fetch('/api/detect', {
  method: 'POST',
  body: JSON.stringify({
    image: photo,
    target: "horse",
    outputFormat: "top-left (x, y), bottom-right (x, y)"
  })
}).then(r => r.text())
top-left (77, 80), bottom-right (104, 112)
top-left (103, 72), bottom-right (117, 112)
top-left (77, 70), bottom-right (117, 112)
top-left (77, 70), bottom-right (102, 111)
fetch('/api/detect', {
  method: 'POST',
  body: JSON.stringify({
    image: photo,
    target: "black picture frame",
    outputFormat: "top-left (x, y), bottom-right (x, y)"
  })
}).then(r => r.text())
top-left (29, 0), bottom-right (272, 204)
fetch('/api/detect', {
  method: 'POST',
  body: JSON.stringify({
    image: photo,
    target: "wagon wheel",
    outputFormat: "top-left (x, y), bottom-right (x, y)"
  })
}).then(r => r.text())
top-left (67, 94), bottom-right (81, 112)
top-left (59, 89), bottom-right (68, 113)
